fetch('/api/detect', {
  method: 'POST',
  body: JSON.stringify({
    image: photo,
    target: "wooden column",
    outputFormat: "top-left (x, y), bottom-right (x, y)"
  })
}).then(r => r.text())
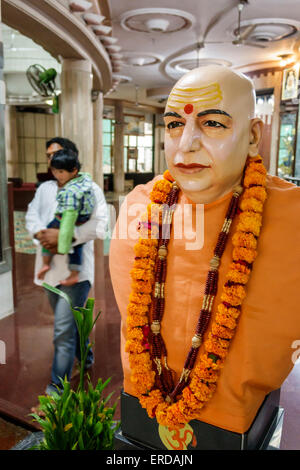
top-left (60, 59), bottom-right (94, 175)
top-left (114, 101), bottom-right (124, 193)
top-left (5, 105), bottom-right (19, 178)
top-left (93, 91), bottom-right (104, 189)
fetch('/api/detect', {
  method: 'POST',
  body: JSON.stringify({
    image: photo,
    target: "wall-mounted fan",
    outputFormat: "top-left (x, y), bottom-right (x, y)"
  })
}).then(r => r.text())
top-left (26, 64), bottom-right (59, 113)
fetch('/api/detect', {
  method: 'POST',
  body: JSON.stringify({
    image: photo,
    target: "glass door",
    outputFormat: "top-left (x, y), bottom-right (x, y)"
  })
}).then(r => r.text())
top-left (277, 111), bottom-right (298, 178)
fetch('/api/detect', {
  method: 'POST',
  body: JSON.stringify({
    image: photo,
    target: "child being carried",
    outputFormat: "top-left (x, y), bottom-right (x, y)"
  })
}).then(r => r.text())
top-left (38, 149), bottom-right (95, 286)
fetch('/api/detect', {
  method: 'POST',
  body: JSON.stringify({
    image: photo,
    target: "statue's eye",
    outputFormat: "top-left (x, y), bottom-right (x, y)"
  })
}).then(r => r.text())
top-left (167, 121), bottom-right (184, 129)
top-left (203, 120), bottom-right (227, 128)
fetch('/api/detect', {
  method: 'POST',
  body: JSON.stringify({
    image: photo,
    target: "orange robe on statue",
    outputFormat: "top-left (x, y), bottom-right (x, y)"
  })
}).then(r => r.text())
top-left (109, 174), bottom-right (300, 433)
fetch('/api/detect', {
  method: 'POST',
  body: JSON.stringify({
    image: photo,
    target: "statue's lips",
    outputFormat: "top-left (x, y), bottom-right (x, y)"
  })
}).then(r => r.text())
top-left (175, 163), bottom-right (211, 174)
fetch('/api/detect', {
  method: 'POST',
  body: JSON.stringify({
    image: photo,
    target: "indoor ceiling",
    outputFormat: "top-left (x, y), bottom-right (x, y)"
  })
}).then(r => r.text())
top-left (2, 0), bottom-right (300, 107)
top-left (109, 0), bottom-right (300, 104)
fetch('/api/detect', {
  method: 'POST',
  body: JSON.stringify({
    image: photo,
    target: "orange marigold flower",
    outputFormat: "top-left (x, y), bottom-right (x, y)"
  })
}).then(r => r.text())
top-left (127, 302), bottom-right (148, 316)
top-left (127, 328), bottom-right (144, 341)
top-left (129, 351), bottom-right (152, 369)
top-left (193, 364), bottom-right (219, 383)
top-left (155, 402), bottom-right (170, 426)
top-left (125, 339), bottom-right (145, 354)
top-left (126, 314), bottom-right (149, 328)
top-left (150, 190), bottom-right (169, 204)
top-left (189, 380), bottom-right (217, 402)
top-left (140, 390), bottom-right (164, 417)
top-left (133, 258), bottom-right (155, 270)
top-left (163, 170), bottom-right (175, 182)
top-left (244, 170), bottom-right (266, 188)
top-left (131, 279), bottom-right (153, 294)
top-left (150, 180), bottom-right (172, 204)
top-left (247, 160), bottom-right (267, 175)
top-left (243, 186), bottom-right (267, 203)
top-left (229, 262), bottom-right (251, 276)
top-left (204, 337), bottom-right (228, 359)
top-left (226, 268), bottom-right (249, 285)
top-left (139, 238), bottom-right (159, 247)
top-left (153, 179), bottom-right (173, 194)
top-left (179, 388), bottom-right (202, 415)
top-left (211, 323), bottom-right (235, 340)
top-left (237, 211), bottom-right (262, 236)
top-left (233, 246), bottom-right (257, 264)
top-left (130, 268), bottom-right (154, 281)
top-left (221, 284), bottom-right (246, 306)
top-left (165, 403), bottom-right (187, 428)
top-left (232, 232), bottom-right (257, 250)
top-left (239, 196), bottom-right (263, 213)
top-left (131, 362), bottom-right (152, 375)
top-left (132, 373), bottom-right (156, 396)
top-left (215, 312), bottom-right (237, 330)
top-left (196, 352), bottom-right (224, 370)
top-left (129, 292), bottom-right (152, 306)
top-left (134, 242), bottom-right (157, 260)
top-left (217, 303), bottom-right (240, 318)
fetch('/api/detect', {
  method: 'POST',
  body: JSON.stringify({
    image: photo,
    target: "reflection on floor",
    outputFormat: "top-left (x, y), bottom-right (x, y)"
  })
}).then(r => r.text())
top-left (0, 243), bottom-right (123, 439)
top-left (0, 247), bottom-right (299, 449)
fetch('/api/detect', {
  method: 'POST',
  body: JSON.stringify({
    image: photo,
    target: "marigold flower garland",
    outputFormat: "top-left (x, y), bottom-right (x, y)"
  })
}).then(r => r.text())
top-left (125, 156), bottom-right (267, 429)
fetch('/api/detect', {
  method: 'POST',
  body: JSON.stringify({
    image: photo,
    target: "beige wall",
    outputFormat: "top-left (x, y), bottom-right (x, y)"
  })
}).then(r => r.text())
top-left (6, 109), bottom-right (60, 182)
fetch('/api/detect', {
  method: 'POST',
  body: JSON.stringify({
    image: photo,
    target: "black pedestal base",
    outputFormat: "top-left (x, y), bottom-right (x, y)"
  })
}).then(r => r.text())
top-left (114, 389), bottom-right (283, 450)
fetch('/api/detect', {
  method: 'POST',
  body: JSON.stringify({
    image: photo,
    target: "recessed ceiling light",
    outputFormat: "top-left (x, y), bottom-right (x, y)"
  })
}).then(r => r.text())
top-left (120, 8), bottom-right (195, 33)
top-left (123, 52), bottom-right (161, 67)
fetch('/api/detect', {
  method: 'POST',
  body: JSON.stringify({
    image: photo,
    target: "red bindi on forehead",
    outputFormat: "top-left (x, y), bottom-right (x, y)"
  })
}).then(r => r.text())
top-left (184, 103), bottom-right (194, 114)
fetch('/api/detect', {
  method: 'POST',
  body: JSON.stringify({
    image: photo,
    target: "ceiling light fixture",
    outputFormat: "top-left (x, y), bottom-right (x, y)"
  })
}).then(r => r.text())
top-left (120, 8), bottom-right (195, 34)
top-left (145, 18), bottom-right (170, 32)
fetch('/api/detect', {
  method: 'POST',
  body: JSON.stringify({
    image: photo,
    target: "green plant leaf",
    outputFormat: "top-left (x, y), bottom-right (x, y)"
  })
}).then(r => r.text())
top-left (94, 421), bottom-right (103, 436)
top-left (43, 282), bottom-right (72, 308)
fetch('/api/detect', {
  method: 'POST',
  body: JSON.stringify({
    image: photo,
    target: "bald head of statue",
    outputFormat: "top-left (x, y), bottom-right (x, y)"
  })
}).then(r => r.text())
top-left (163, 65), bottom-right (264, 204)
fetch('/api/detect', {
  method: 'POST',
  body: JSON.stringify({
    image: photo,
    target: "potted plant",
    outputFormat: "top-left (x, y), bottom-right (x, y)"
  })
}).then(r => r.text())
top-left (30, 283), bottom-right (120, 450)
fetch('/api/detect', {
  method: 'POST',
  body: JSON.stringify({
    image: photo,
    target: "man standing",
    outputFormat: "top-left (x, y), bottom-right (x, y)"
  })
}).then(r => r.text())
top-left (26, 137), bottom-right (108, 396)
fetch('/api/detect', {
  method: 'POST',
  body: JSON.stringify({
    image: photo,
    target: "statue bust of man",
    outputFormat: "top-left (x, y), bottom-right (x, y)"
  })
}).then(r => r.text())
top-left (109, 65), bottom-right (300, 436)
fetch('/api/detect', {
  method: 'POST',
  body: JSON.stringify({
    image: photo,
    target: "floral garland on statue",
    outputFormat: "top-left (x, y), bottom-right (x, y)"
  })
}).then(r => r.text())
top-left (125, 155), bottom-right (267, 429)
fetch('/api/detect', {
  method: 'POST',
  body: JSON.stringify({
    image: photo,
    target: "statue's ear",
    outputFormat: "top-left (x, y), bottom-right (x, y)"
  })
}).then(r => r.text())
top-left (248, 118), bottom-right (264, 157)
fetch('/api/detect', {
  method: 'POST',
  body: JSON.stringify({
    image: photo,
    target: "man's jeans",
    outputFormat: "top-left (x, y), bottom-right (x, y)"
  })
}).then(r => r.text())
top-left (45, 280), bottom-right (94, 393)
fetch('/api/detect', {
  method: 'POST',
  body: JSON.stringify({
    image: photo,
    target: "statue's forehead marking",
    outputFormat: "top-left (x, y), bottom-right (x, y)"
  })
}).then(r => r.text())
top-left (167, 81), bottom-right (223, 111)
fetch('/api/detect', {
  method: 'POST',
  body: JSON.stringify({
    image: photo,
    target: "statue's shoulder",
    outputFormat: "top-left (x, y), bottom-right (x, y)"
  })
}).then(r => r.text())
top-left (266, 174), bottom-right (300, 200)
top-left (265, 174), bottom-right (300, 228)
